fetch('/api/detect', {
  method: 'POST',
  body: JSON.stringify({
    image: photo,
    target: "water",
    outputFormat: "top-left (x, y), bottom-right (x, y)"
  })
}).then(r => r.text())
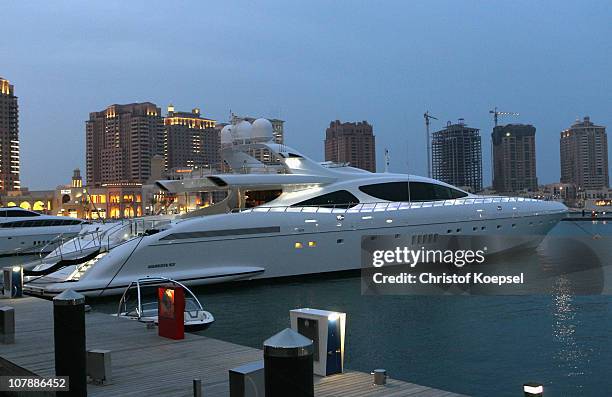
top-left (90, 220), bottom-right (612, 396)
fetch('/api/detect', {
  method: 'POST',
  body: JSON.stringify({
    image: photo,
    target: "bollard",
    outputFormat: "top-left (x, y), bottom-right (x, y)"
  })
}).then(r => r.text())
top-left (524, 382), bottom-right (543, 396)
top-left (54, 289), bottom-right (87, 397)
top-left (229, 360), bottom-right (264, 397)
top-left (264, 328), bottom-right (313, 397)
top-left (0, 306), bottom-right (15, 344)
top-left (87, 349), bottom-right (112, 385)
top-left (193, 378), bottom-right (202, 397)
top-left (372, 369), bottom-right (387, 385)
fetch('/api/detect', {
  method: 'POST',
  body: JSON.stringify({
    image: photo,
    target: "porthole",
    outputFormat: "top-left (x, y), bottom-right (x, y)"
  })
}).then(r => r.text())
top-left (336, 239), bottom-right (344, 244)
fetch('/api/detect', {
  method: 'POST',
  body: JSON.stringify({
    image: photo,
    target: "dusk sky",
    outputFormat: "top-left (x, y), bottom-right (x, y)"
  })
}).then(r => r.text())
top-left (2, 0), bottom-right (610, 190)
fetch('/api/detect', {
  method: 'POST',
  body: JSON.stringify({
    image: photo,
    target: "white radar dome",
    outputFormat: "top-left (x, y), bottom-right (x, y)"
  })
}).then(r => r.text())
top-left (251, 118), bottom-right (274, 142)
top-left (234, 120), bottom-right (253, 140)
top-left (220, 125), bottom-right (233, 144)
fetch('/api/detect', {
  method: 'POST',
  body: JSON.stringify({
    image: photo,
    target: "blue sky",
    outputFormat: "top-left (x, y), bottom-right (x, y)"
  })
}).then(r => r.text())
top-left (2, 0), bottom-right (610, 189)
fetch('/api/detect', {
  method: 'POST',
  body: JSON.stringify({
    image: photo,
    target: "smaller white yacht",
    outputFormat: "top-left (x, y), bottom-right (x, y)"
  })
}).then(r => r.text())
top-left (0, 207), bottom-right (89, 257)
top-left (116, 277), bottom-right (214, 331)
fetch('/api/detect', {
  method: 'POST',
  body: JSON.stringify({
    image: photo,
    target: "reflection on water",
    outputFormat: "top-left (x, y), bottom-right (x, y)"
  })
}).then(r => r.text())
top-left (89, 220), bottom-right (612, 396)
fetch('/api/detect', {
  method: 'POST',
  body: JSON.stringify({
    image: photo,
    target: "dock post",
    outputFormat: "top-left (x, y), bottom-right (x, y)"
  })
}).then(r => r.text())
top-left (372, 369), bottom-right (387, 385)
top-left (263, 328), bottom-right (313, 397)
top-left (54, 289), bottom-right (87, 397)
top-left (193, 378), bottom-right (202, 397)
top-left (0, 306), bottom-right (15, 344)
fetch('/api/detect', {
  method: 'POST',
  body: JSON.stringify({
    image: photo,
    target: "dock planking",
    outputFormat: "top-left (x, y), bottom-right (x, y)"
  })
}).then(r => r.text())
top-left (0, 297), bottom-right (468, 397)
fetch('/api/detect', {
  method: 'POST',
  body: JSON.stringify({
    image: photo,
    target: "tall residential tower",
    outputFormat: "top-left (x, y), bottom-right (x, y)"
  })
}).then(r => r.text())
top-left (432, 120), bottom-right (482, 192)
top-left (324, 120), bottom-right (376, 172)
top-left (164, 105), bottom-right (219, 171)
top-left (0, 77), bottom-right (20, 193)
top-left (492, 124), bottom-right (538, 193)
top-left (560, 116), bottom-right (608, 189)
top-left (86, 103), bottom-right (164, 186)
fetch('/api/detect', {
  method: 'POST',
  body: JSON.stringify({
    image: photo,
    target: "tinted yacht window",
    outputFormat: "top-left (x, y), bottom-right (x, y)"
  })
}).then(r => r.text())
top-left (4, 209), bottom-right (40, 217)
top-left (359, 182), bottom-right (409, 201)
top-left (292, 190), bottom-right (359, 208)
top-left (359, 182), bottom-right (467, 201)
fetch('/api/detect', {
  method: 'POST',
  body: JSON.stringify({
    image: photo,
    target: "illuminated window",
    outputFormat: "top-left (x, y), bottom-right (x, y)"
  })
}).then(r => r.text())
top-left (294, 242), bottom-right (303, 249)
top-left (308, 241), bottom-right (316, 247)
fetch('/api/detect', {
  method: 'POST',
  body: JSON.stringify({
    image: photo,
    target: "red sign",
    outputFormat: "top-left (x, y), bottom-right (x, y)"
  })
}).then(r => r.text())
top-left (158, 286), bottom-right (185, 339)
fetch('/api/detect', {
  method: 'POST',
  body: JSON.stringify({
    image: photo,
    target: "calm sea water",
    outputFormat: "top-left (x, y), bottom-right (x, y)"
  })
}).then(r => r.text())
top-left (91, 221), bottom-right (612, 396)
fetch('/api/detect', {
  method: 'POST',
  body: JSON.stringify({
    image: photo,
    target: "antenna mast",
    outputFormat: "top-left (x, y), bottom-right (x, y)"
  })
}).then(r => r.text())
top-left (424, 111), bottom-right (438, 178)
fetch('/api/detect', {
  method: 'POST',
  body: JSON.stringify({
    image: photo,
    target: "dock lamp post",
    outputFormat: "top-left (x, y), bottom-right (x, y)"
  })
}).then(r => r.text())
top-left (2, 266), bottom-right (23, 298)
top-left (523, 382), bottom-right (543, 397)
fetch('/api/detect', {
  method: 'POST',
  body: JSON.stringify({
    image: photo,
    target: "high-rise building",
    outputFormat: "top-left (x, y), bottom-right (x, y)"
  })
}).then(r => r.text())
top-left (164, 105), bottom-right (219, 171)
top-left (0, 77), bottom-right (20, 193)
top-left (492, 124), bottom-right (538, 193)
top-left (560, 116), bottom-right (609, 189)
top-left (230, 114), bottom-right (284, 163)
top-left (324, 120), bottom-right (376, 172)
top-left (432, 120), bottom-right (482, 192)
top-left (86, 102), bottom-right (163, 186)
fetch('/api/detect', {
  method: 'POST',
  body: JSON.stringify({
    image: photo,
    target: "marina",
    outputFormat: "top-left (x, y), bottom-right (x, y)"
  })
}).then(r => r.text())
top-left (0, 296), bottom-right (467, 396)
top-left (2, 2), bottom-right (611, 395)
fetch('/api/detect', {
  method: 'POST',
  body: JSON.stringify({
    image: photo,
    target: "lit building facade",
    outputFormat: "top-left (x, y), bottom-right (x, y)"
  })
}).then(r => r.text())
top-left (0, 168), bottom-right (144, 219)
top-left (86, 102), bottom-right (164, 186)
top-left (164, 105), bottom-right (219, 172)
top-left (0, 77), bottom-right (20, 193)
top-left (324, 120), bottom-right (376, 172)
top-left (432, 120), bottom-right (482, 192)
top-left (560, 116), bottom-right (609, 190)
top-left (492, 124), bottom-right (537, 193)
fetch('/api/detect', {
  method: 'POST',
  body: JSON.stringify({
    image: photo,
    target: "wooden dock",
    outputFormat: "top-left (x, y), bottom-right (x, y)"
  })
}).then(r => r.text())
top-left (0, 296), bottom-right (468, 397)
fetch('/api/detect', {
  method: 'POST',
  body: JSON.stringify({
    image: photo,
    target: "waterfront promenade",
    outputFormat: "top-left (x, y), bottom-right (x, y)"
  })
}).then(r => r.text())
top-left (0, 296), bottom-right (468, 396)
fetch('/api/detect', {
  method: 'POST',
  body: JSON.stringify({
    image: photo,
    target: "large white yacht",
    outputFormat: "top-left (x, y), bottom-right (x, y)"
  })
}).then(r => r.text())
top-left (0, 207), bottom-right (89, 258)
top-left (25, 119), bottom-right (568, 297)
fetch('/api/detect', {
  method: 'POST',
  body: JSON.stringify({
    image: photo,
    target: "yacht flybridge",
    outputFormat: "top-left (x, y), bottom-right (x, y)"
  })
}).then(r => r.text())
top-left (24, 118), bottom-right (568, 297)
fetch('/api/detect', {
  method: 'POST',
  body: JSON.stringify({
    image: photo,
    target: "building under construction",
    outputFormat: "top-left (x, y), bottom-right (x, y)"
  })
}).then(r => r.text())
top-left (432, 120), bottom-right (482, 192)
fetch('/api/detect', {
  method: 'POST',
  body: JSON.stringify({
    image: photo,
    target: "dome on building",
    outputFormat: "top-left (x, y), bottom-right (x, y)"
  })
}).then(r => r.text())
top-left (234, 120), bottom-right (253, 140)
top-left (251, 118), bottom-right (274, 142)
top-left (220, 125), bottom-right (233, 144)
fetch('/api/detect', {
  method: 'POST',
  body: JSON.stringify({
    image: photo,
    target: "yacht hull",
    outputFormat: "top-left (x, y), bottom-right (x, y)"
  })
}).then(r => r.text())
top-left (25, 200), bottom-right (566, 297)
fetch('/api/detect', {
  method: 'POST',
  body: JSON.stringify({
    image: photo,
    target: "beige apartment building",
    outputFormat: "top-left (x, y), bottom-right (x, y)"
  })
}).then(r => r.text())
top-left (86, 102), bottom-right (164, 186)
top-left (324, 120), bottom-right (376, 172)
top-left (560, 116), bottom-right (608, 190)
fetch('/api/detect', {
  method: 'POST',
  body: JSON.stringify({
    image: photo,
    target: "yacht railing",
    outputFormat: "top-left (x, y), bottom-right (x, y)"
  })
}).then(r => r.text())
top-left (233, 197), bottom-right (541, 214)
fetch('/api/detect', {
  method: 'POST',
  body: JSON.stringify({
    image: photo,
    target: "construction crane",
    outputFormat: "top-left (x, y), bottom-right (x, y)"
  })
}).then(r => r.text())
top-left (424, 111), bottom-right (438, 178)
top-left (489, 106), bottom-right (519, 127)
